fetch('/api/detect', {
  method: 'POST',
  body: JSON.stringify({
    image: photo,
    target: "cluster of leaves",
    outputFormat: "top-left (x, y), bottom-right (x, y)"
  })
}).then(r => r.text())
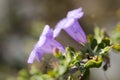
top-left (110, 23), bottom-right (120, 51)
top-left (17, 27), bottom-right (120, 80)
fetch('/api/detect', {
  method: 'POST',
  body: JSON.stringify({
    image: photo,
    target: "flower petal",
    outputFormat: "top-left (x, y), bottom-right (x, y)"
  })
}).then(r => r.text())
top-left (64, 20), bottom-right (87, 44)
top-left (27, 50), bottom-right (36, 63)
top-left (28, 25), bottom-right (65, 63)
top-left (67, 7), bottom-right (84, 19)
top-left (38, 25), bottom-right (53, 47)
top-left (41, 25), bottom-right (51, 37)
top-left (53, 18), bottom-right (67, 38)
top-left (63, 18), bottom-right (75, 28)
top-left (35, 49), bottom-right (44, 61)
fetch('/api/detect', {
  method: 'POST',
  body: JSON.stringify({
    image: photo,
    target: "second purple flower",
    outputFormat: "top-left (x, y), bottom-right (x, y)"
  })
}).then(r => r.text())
top-left (54, 7), bottom-right (87, 44)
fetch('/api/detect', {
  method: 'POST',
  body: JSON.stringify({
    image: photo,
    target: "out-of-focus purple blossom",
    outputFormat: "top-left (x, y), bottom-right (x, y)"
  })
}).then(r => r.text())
top-left (28, 25), bottom-right (65, 63)
top-left (54, 7), bottom-right (87, 44)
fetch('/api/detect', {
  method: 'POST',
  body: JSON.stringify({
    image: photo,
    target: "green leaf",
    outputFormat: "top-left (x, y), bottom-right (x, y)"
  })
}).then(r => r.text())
top-left (66, 47), bottom-right (76, 62)
top-left (96, 43), bottom-right (105, 52)
top-left (58, 65), bottom-right (67, 75)
top-left (100, 46), bottom-right (110, 55)
top-left (109, 23), bottom-right (120, 43)
top-left (84, 55), bottom-right (103, 68)
top-left (67, 76), bottom-right (73, 80)
top-left (91, 39), bottom-right (97, 50)
top-left (18, 69), bottom-right (29, 78)
top-left (66, 47), bottom-right (75, 56)
top-left (75, 51), bottom-right (83, 60)
top-left (80, 69), bottom-right (90, 80)
top-left (30, 75), bottom-right (44, 80)
top-left (94, 27), bottom-right (104, 43)
top-left (96, 38), bottom-right (111, 53)
top-left (87, 34), bottom-right (94, 43)
top-left (112, 43), bottom-right (120, 51)
top-left (30, 66), bottom-right (41, 75)
top-left (42, 74), bottom-right (54, 80)
top-left (101, 38), bottom-right (111, 46)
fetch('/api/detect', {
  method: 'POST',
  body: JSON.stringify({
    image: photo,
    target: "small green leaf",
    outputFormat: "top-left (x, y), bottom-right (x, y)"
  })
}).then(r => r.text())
top-left (18, 69), bottom-right (29, 78)
top-left (75, 51), bottom-right (83, 60)
top-left (42, 74), bottom-right (54, 80)
top-left (30, 66), bottom-right (41, 75)
top-left (100, 46), bottom-right (110, 55)
top-left (96, 43), bottom-right (105, 52)
top-left (91, 39), bottom-right (97, 50)
top-left (94, 27), bottom-right (104, 43)
top-left (47, 70), bottom-right (55, 77)
top-left (113, 43), bottom-right (120, 51)
top-left (17, 69), bottom-right (29, 80)
top-left (58, 65), bottom-right (67, 75)
top-left (109, 23), bottom-right (120, 43)
top-left (96, 38), bottom-right (111, 53)
top-left (66, 47), bottom-right (75, 56)
top-left (87, 34), bottom-right (94, 43)
top-left (80, 69), bottom-right (90, 80)
top-left (67, 76), bottom-right (73, 80)
top-left (66, 47), bottom-right (76, 62)
top-left (84, 55), bottom-right (103, 68)
top-left (101, 38), bottom-right (111, 46)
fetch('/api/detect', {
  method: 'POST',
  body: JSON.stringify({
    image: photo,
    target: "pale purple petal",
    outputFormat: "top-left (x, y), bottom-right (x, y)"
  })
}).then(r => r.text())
top-left (38, 25), bottom-right (53, 47)
top-left (53, 18), bottom-right (67, 38)
top-left (67, 7), bottom-right (84, 19)
top-left (41, 39), bottom-right (65, 53)
top-left (27, 49), bottom-right (44, 63)
top-left (27, 50), bottom-right (36, 63)
top-left (41, 25), bottom-right (50, 37)
top-left (35, 49), bottom-right (44, 61)
top-left (64, 20), bottom-right (87, 44)
top-left (63, 18), bottom-right (75, 28)
top-left (34, 39), bottom-right (65, 62)
top-left (40, 25), bottom-right (53, 38)
top-left (54, 18), bottom-right (74, 38)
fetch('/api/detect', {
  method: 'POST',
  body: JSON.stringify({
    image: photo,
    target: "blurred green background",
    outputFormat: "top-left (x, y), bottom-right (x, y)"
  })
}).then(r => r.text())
top-left (0, 0), bottom-right (120, 80)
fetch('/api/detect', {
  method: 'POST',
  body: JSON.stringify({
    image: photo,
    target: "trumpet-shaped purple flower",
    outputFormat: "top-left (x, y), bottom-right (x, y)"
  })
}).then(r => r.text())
top-left (54, 7), bottom-right (87, 44)
top-left (28, 25), bottom-right (65, 63)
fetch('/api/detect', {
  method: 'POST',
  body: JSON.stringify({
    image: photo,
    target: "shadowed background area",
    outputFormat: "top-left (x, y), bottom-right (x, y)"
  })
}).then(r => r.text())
top-left (0, 0), bottom-right (120, 80)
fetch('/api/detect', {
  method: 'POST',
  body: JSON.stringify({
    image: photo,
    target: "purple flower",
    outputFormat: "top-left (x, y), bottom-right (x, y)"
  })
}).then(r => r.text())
top-left (67, 7), bottom-right (84, 19)
top-left (54, 7), bottom-right (87, 44)
top-left (28, 25), bottom-right (65, 63)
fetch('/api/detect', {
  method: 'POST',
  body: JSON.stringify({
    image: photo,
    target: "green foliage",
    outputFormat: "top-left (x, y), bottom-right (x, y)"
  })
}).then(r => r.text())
top-left (16, 26), bottom-right (120, 80)
top-left (84, 55), bottom-right (103, 68)
top-left (90, 39), bottom-right (97, 50)
top-left (112, 43), bottom-right (120, 51)
top-left (109, 22), bottom-right (120, 53)
top-left (17, 69), bottom-right (30, 80)
top-left (94, 27), bottom-right (104, 43)
top-left (110, 22), bottom-right (120, 43)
